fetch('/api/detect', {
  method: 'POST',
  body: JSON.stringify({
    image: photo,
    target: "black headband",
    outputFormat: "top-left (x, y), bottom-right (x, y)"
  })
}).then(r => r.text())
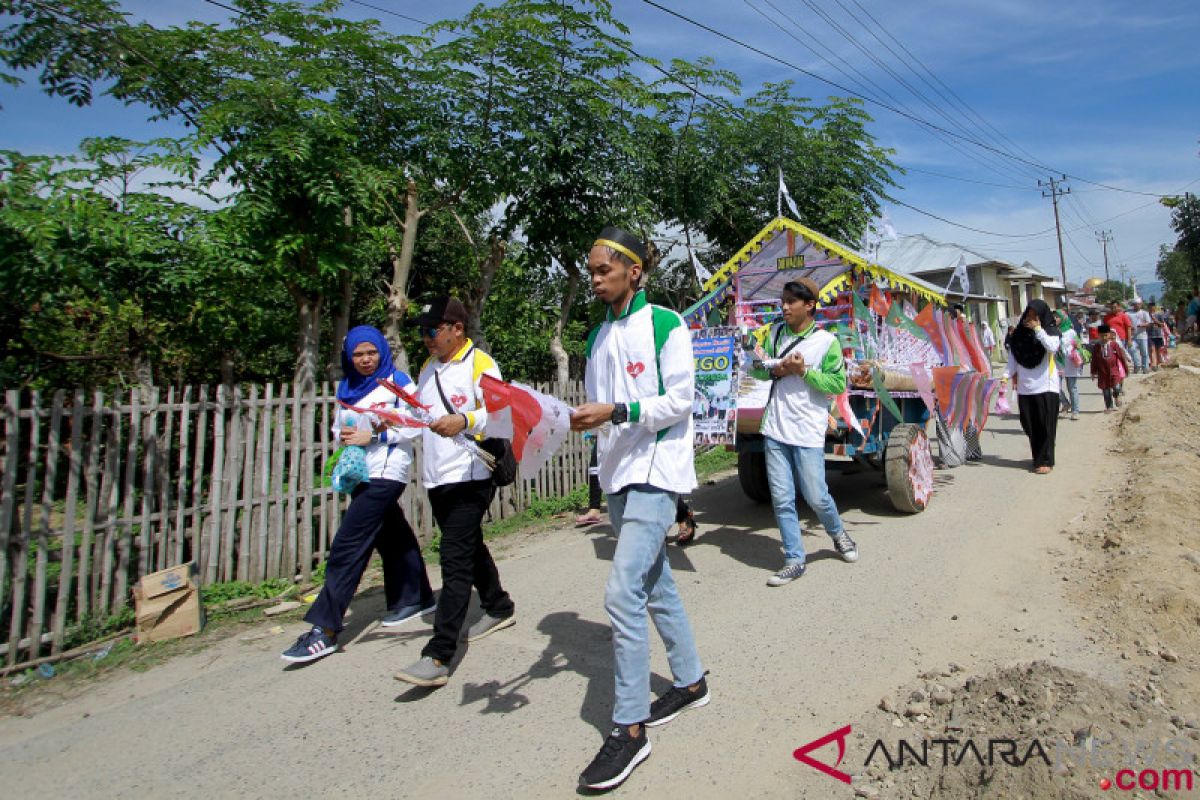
top-left (594, 226), bottom-right (647, 266)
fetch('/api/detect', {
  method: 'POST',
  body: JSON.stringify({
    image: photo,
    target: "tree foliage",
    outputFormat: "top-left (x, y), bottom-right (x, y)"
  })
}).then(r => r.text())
top-left (0, 0), bottom-right (902, 390)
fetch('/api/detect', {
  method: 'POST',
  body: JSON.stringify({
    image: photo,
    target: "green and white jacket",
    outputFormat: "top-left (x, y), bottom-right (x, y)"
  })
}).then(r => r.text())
top-left (584, 291), bottom-right (697, 495)
top-left (751, 320), bottom-right (846, 448)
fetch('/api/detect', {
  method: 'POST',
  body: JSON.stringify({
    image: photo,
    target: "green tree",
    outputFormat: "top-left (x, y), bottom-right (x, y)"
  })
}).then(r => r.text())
top-left (2, 0), bottom-right (427, 386)
top-left (1093, 279), bottom-right (1131, 306)
top-left (419, 0), bottom-right (659, 384)
top-left (1166, 193), bottom-right (1200, 292)
top-left (646, 74), bottom-right (898, 261)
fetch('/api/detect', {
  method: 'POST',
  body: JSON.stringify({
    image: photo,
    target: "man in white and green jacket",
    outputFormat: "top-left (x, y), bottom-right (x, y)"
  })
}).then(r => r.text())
top-left (752, 277), bottom-right (858, 587)
top-left (571, 226), bottom-right (708, 791)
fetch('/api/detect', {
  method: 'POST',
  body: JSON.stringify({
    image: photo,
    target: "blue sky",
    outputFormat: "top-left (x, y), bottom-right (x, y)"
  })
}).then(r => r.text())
top-left (3, 0), bottom-right (1198, 287)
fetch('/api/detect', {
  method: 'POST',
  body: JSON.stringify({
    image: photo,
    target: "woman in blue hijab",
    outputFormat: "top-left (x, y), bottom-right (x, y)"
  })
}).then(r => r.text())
top-left (282, 326), bottom-right (435, 664)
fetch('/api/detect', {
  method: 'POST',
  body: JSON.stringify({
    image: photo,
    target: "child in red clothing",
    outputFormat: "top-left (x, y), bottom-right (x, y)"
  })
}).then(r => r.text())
top-left (1089, 324), bottom-right (1132, 411)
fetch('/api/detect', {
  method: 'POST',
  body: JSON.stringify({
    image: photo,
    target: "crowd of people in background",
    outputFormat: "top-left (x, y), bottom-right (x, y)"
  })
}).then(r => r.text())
top-left (998, 291), bottom-right (1192, 475)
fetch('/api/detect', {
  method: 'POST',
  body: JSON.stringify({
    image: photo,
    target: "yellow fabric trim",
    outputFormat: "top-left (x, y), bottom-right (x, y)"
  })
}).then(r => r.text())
top-left (594, 238), bottom-right (643, 266)
top-left (448, 338), bottom-right (475, 363)
top-left (700, 216), bottom-right (947, 307)
top-left (471, 350), bottom-right (496, 383)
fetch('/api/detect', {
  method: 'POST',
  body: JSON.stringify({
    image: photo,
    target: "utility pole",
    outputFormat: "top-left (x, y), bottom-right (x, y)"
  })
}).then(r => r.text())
top-left (1095, 229), bottom-right (1113, 283)
top-left (1040, 175), bottom-right (1071, 287)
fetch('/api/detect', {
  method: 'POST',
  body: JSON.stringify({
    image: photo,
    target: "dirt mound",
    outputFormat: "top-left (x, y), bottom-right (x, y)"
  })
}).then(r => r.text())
top-left (848, 347), bottom-right (1200, 799)
top-left (853, 661), bottom-right (1198, 799)
top-left (1065, 347), bottom-right (1200, 717)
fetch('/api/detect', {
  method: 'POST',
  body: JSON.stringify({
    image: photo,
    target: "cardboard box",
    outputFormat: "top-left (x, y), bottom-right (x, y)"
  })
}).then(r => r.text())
top-left (133, 562), bottom-right (206, 644)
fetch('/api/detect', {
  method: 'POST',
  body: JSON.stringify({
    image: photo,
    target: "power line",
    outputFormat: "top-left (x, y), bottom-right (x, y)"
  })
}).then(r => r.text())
top-left (640, 0), bottom-right (1185, 199)
top-left (901, 166), bottom-right (1038, 191)
top-left (807, 0), bottom-right (1041, 184)
top-left (340, 0), bottom-right (431, 27)
top-left (891, 199), bottom-right (1055, 238)
top-left (839, 0), bottom-right (1047, 181)
top-left (747, 0), bottom-right (1036, 185)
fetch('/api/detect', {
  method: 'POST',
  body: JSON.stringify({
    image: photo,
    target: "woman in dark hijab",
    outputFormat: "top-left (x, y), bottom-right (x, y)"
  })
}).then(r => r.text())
top-left (1005, 299), bottom-right (1062, 474)
top-left (281, 326), bottom-right (435, 664)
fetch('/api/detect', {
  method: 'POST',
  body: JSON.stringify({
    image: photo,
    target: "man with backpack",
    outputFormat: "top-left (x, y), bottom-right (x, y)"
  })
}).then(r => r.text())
top-left (394, 296), bottom-right (516, 688)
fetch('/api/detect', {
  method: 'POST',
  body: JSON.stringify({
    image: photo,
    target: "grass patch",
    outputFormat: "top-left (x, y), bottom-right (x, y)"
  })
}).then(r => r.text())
top-left (694, 446), bottom-right (736, 480)
top-left (200, 578), bottom-right (295, 607)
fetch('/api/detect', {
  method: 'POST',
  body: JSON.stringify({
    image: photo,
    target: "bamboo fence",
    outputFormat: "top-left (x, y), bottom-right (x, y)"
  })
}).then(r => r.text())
top-left (0, 381), bottom-right (588, 663)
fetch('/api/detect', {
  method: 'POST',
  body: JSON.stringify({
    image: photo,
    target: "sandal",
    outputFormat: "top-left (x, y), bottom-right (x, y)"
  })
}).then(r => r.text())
top-left (575, 512), bottom-right (602, 527)
top-left (675, 511), bottom-right (697, 545)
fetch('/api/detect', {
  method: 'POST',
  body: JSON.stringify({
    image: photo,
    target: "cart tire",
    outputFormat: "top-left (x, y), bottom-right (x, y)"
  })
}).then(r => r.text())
top-left (885, 423), bottom-right (934, 513)
top-left (737, 450), bottom-right (771, 505)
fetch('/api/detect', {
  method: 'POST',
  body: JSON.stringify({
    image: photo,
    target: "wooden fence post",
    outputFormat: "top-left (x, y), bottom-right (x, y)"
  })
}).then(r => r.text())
top-left (0, 390), bottom-right (19, 632)
top-left (51, 390), bottom-right (85, 654)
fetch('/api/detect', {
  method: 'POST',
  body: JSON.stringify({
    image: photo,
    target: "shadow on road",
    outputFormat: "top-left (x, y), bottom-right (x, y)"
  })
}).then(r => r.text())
top-left (456, 611), bottom-right (673, 735)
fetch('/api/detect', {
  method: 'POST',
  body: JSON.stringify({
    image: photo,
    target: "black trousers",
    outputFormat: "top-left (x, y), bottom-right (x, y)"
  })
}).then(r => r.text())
top-left (587, 442), bottom-right (603, 510)
top-left (306, 479), bottom-right (434, 633)
top-left (1017, 391), bottom-right (1059, 468)
top-left (422, 479), bottom-right (514, 663)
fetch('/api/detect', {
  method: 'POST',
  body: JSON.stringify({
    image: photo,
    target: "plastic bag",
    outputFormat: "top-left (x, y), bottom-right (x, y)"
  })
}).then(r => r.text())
top-left (329, 445), bottom-right (369, 493)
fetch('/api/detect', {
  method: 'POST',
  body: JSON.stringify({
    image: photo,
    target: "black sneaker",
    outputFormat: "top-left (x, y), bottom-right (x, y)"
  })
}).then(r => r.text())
top-left (280, 626), bottom-right (337, 664)
top-left (579, 725), bottom-right (652, 791)
top-left (645, 676), bottom-right (710, 727)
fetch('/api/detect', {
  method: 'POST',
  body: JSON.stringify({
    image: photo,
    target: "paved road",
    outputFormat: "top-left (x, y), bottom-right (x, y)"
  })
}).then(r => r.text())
top-left (0, 379), bottom-right (1132, 798)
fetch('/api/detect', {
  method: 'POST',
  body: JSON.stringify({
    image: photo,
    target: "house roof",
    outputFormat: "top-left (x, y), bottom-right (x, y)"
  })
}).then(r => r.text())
top-left (875, 235), bottom-right (1055, 283)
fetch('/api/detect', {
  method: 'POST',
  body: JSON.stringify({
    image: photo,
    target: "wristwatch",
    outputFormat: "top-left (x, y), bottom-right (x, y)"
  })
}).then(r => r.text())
top-left (610, 403), bottom-right (629, 425)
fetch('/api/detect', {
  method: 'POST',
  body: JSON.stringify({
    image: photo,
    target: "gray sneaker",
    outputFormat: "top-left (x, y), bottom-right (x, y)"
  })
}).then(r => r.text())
top-left (394, 656), bottom-right (449, 687)
top-left (832, 533), bottom-right (859, 563)
top-left (767, 562), bottom-right (806, 587)
top-left (466, 613), bottom-right (515, 642)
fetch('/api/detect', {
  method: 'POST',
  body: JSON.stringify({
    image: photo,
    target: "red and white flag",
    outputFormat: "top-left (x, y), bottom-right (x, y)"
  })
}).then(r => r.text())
top-left (479, 375), bottom-right (573, 479)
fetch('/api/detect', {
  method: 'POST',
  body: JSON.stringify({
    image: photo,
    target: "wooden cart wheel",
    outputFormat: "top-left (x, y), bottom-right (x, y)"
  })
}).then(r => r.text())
top-left (885, 423), bottom-right (934, 513)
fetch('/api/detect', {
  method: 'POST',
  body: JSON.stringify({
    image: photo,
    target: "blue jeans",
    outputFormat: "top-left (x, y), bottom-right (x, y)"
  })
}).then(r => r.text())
top-left (605, 485), bottom-right (704, 725)
top-left (1130, 336), bottom-right (1149, 371)
top-left (764, 437), bottom-right (844, 565)
top-left (1059, 376), bottom-right (1079, 414)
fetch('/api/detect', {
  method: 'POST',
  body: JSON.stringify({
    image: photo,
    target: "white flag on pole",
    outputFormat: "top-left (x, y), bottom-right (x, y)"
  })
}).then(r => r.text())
top-left (778, 168), bottom-right (801, 221)
top-left (945, 254), bottom-right (971, 295)
top-left (687, 245), bottom-right (712, 284)
top-left (880, 210), bottom-right (898, 241)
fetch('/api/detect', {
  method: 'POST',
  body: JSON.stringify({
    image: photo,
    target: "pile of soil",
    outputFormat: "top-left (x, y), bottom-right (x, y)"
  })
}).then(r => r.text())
top-left (852, 661), bottom-right (1197, 799)
top-left (848, 346), bottom-right (1200, 799)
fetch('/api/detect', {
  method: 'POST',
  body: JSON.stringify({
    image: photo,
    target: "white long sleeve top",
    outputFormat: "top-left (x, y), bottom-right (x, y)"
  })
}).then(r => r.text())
top-left (1006, 327), bottom-right (1061, 395)
top-left (584, 291), bottom-right (697, 495)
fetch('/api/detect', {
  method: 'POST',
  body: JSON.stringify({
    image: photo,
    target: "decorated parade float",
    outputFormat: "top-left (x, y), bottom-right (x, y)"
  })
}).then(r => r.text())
top-left (683, 218), bottom-right (1002, 513)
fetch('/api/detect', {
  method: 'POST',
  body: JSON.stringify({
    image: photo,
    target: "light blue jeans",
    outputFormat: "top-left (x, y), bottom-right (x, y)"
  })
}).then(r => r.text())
top-left (1130, 336), bottom-right (1149, 372)
top-left (605, 485), bottom-right (704, 725)
top-left (1059, 376), bottom-right (1079, 414)
top-left (765, 437), bottom-right (845, 565)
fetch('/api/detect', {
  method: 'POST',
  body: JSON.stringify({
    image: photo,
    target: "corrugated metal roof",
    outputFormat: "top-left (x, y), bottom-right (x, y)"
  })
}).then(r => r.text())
top-left (875, 235), bottom-right (1055, 281)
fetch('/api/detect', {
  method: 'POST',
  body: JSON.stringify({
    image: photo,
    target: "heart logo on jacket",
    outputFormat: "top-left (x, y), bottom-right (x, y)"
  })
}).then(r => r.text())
top-left (626, 361), bottom-right (645, 378)
top-left (450, 394), bottom-right (468, 408)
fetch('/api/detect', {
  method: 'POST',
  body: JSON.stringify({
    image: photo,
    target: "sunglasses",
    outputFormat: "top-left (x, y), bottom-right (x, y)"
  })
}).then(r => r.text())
top-left (420, 324), bottom-right (447, 339)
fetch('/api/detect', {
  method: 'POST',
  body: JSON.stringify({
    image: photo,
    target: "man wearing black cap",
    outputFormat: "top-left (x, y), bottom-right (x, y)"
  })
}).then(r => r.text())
top-left (394, 296), bottom-right (516, 687)
top-left (571, 227), bottom-right (708, 791)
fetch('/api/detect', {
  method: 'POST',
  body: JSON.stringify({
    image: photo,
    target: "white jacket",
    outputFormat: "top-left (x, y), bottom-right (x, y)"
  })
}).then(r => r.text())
top-left (584, 291), bottom-right (697, 495)
top-left (1006, 328), bottom-right (1061, 395)
top-left (414, 340), bottom-right (502, 489)
top-left (333, 380), bottom-right (416, 483)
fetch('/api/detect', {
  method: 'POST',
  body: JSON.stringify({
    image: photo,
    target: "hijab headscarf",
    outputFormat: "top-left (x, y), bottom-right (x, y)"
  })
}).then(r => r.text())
top-left (337, 325), bottom-right (395, 403)
top-left (1007, 299), bottom-right (1057, 370)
